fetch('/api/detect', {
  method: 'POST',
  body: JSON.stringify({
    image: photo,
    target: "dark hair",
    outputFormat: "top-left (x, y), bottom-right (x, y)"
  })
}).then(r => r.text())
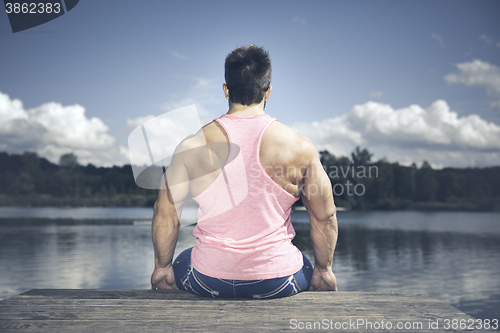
top-left (224, 45), bottom-right (272, 106)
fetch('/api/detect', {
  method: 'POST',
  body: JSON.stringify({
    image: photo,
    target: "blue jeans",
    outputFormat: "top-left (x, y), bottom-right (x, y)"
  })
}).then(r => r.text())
top-left (172, 247), bottom-right (313, 299)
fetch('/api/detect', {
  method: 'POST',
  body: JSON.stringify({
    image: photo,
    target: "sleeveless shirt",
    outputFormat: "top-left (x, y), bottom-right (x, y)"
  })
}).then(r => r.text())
top-left (190, 113), bottom-right (303, 280)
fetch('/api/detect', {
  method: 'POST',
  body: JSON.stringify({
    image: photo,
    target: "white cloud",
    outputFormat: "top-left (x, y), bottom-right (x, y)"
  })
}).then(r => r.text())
top-left (170, 50), bottom-right (188, 60)
top-left (29, 102), bottom-right (114, 149)
top-left (444, 60), bottom-right (500, 96)
top-left (126, 115), bottom-right (155, 129)
top-left (431, 33), bottom-right (444, 47)
top-left (490, 100), bottom-right (500, 111)
top-left (292, 15), bottom-right (307, 26)
top-left (479, 34), bottom-right (500, 48)
top-left (127, 105), bottom-right (204, 167)
top-left (370, 91), bottom-right (384, 99)
top-left (0, 91), bottom-right (128, 166)
top-left (292, 100), bottom-right (500, 168)
top-left (479, 34), bottom-right (494, 45)
top-left (444, 60), bottom-right (500, 110)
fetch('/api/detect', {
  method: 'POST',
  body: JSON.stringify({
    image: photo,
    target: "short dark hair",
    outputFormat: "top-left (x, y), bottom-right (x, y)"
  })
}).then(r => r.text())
top-left (224, 45), bottom-right (272, 106)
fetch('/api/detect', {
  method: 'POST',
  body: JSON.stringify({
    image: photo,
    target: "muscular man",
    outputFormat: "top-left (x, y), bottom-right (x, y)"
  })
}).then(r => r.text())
top-left (151, 45), bottom-right (338, 298)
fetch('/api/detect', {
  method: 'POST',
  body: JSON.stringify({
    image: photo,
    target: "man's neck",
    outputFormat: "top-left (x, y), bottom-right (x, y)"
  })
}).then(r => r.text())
top-left (226, 101), bottom-right (266, 117)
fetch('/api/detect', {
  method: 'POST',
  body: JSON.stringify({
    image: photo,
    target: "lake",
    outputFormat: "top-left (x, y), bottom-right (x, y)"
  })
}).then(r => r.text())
top-left (0, 207), bottom-right (499, 321)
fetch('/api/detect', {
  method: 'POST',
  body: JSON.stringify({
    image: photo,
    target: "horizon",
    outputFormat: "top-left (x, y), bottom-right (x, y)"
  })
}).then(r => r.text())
top-left (3, 148), bottom-right (500, 171)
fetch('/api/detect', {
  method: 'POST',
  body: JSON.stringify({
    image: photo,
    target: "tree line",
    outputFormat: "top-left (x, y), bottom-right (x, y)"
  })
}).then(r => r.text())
top-left (317, 147), bottom-right (500, 211)
top-left (0, 149), bottom-right (499, 211)
top-left (0, 151), bottom-right (156, 207)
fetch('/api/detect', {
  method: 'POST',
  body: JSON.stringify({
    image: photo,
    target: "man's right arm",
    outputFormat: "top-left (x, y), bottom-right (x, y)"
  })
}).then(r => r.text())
top-left (300, 142), bottom-right (338, 291)
top-left (151, 140), bottom-right (191, 290)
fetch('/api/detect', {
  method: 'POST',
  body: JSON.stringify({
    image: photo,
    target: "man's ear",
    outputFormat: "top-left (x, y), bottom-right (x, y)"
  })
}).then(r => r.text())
top-left (264, 86), bottom-right (272, 101)
top-left (223, 83), bottom-right (230, 99)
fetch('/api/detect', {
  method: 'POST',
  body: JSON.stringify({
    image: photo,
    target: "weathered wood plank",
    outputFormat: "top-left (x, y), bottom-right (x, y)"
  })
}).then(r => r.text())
top-left (0, 290), bottom-right (484, 333)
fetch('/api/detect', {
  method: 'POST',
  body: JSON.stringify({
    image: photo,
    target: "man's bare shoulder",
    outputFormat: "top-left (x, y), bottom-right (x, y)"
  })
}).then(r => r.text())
top-left (173, 132), bottom-right (203, 154)
top-left (174, 121), bottom-right (222, 152)
top-left (264, 121), bottom-right (318, 158)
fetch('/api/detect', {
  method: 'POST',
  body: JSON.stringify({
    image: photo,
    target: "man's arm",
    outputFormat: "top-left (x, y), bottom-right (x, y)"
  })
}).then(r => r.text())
top-left (151, 185), bottom-right (179, 289)
top-left (151, 148), bottom-right (190, 290)
top-left (300, 144), bottom-right (338, 291)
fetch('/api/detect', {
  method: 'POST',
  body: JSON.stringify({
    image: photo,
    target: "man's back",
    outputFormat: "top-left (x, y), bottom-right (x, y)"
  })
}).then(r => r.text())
top-left (178, 115), bottom-right (315, 199)
top-left (179, 113), bottom-right (305, 280)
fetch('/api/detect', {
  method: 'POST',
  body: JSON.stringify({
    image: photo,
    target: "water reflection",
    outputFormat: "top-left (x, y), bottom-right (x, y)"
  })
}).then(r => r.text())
top-left (0, 224), bottom-right (197, 300)
top-left (0, 210), bottom-right (498, 321)
top-left (292, 211), bottom-right (500, 320)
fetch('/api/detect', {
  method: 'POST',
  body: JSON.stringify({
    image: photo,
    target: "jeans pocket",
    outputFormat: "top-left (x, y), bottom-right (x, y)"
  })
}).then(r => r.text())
top-left (252, 275), bottom-right (298, 299)
top-left (190, 269), bottom-right (221, 298)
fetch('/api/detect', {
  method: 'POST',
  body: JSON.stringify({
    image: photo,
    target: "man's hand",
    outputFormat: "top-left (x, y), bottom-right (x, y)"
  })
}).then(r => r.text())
top-left (151, 265), bottom-right (178, 290)
top-left (309, 266), bottom-right (338, 291)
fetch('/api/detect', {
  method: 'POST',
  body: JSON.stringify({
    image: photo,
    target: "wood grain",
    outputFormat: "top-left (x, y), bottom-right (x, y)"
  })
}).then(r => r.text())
top-left (0, 290), bottom-right (482, 332)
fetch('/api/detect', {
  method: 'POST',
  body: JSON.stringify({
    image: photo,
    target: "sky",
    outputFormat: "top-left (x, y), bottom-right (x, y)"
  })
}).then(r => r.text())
top-left (1, 0), bottom-right (500, 168)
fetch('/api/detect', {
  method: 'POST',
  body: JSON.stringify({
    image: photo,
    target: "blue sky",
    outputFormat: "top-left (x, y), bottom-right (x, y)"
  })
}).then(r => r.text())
top-left (1, 0), bottom-right (499, 167)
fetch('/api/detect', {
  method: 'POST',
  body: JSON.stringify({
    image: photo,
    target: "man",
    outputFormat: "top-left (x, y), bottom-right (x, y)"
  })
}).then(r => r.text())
top-left (151, 45), bottom-right (338, 298)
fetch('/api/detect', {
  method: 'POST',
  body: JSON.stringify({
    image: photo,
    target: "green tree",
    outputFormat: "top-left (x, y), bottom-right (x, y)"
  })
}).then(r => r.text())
top-left (351, 146), bottom-right (372, 166)
top-left (436, 169), bottom-right (460, 202)
top-left (414, 161), bottom-right (438, 202)
top-left (393, 163), bottom-right (416, 200)
top-left (59, 153), bottom-right (79, 168)
top-left (369, 160), bottom-right (394, 204)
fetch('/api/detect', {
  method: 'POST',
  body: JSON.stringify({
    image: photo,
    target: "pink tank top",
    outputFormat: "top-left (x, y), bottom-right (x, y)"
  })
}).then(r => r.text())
top-left (191, 113), bottom-right (303, 280)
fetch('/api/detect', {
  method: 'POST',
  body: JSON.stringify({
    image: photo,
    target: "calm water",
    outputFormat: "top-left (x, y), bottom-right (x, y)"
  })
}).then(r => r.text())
top-left (0, 208), bottom-right (499, 321)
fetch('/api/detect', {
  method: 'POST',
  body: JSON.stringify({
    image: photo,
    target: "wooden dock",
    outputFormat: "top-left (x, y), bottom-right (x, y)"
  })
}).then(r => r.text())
top-left (0, 289), bottom-right (483, 332)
